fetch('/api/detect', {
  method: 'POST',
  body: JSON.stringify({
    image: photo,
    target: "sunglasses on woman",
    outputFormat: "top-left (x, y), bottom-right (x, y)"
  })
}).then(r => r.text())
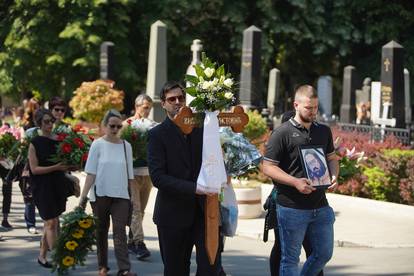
top-left (53, 108), bottom-right (66, 113)
top-left (108, 124), bottom-right (123, 130)
top-left (42, 118), bottom-right (56, 125)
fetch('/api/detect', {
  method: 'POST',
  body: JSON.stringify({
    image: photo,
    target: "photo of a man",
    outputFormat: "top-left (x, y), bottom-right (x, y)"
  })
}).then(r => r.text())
top-left (301, 148), bottom-right (331, 187)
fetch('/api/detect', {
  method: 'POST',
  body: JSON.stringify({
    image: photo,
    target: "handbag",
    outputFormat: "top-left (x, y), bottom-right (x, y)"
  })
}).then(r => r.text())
top-left (220, 184), bottom-right (238, 237)
top-left (263, 186), bottom-right (277, 242)
top-left (63, 173), bottom-right (81, 198)
top-left (123, 140), bottom-right (133, 226)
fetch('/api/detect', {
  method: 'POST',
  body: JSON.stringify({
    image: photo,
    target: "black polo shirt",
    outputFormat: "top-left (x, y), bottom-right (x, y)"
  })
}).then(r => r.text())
top-left (264, 118), bottom-right (335, 209)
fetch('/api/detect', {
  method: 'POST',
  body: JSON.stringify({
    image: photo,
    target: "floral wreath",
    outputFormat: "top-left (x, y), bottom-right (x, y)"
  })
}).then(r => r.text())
top-left (51, 207), bottom-right (97, 275)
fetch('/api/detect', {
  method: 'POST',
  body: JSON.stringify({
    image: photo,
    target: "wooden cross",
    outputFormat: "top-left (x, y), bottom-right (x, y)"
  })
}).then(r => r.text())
top-left (173, 105), bottom-right (249, 265)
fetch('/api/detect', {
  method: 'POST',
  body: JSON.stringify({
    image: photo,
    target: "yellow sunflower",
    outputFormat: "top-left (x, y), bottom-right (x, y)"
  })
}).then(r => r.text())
top-left (78, 218), bottom-right (93, 229)
top-left (62, 256), bottom-right (75, 266)
top-left (72, 228), bottom-right (85, 239)
top-left (65, 240), bottom-right (79, 251)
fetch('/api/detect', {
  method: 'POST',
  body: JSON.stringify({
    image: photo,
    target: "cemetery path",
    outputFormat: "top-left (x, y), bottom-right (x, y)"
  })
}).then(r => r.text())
top-left (1, 173), bottom-right (414, 275)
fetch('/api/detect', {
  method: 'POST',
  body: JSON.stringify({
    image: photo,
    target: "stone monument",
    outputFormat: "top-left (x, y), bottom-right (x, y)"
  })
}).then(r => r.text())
top-left (100, 41), bottom-right (115, 80)
top-left (340, 66), bottom-right (358, 123)
top-left (239, 26), bottom-right (262, 108)
top-left (146, 20), bottom-right (167, 122)
top-left (380, 40), bottom-right (405, 128)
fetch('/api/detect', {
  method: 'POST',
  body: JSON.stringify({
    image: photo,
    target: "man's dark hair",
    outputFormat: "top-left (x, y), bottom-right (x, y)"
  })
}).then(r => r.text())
top-left (303, 150), bottom-right (327, 179)
top-left (159, 81), bottom-right (185, 101)
top-left (49, 96), bottom-right (67, 110)
top-left (34, 108), bottom-right (54, 127)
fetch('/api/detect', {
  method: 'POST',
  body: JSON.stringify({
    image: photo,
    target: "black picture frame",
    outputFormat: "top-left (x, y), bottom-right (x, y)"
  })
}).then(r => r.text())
top-left (299, 145), bottom-right (331, 189)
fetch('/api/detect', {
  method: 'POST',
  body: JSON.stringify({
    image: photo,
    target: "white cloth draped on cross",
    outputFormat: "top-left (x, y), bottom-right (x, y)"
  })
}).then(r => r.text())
top-left (196, 111), bottom-right (227, 194)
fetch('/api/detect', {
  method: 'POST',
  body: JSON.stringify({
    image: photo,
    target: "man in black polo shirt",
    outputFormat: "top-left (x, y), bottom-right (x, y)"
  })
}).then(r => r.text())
top-left (263, 85), bottom-right (339, 276)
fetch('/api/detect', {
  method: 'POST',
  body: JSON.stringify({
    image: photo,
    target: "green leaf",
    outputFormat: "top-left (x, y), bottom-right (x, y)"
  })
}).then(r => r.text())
top-left (194, 65), bottom-right (205, 78)
top-left (184, 86), bottom-right (197, 97)
top-left (184, 74), bottom-right (199, 84)
top-left (216, 64), bottom-right (225, 77)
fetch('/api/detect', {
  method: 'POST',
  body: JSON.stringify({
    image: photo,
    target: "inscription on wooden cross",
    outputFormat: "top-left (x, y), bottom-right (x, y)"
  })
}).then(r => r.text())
top-left (173, 105), bottom-right (249, 134)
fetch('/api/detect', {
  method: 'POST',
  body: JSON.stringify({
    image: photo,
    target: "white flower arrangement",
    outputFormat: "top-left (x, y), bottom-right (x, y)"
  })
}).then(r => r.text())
top-left (185, 53), bottom-right (236, 112)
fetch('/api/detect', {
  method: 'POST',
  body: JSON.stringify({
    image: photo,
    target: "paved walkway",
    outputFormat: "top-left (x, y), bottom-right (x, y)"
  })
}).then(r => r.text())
top-left (2, 173), bottom-right (414, 275)
top-left (235, 190), bottom-right (414, 248)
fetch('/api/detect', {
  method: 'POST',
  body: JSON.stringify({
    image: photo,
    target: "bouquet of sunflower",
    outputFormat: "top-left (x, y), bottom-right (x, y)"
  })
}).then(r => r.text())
top-left (120, 118), bottom-right (157, 167)
top-left (51, 207), bottom-right (97, 275)
top-left (50, 126), bottom-right (93, 167)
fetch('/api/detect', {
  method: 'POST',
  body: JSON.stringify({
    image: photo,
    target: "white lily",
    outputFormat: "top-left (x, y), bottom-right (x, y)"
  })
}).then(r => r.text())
top-left (219, 75), bottom-right (225, 84)
top-left (224, 78), bottom-right (233, 88)
top-left (204, 67), bottom-right (215, 78)
top-left (202, 81), bottom-right (212, 90)
top-left (224, 92), bottom-right (234, 99)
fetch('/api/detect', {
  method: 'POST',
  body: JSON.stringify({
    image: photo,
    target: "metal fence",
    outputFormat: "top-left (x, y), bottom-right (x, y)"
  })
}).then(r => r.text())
top-left (336, 123), bottom-right (413, 146)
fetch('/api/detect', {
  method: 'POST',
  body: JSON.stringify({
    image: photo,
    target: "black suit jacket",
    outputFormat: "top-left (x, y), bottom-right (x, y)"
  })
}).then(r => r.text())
top-left (148, 117), bottom-right (204, 227)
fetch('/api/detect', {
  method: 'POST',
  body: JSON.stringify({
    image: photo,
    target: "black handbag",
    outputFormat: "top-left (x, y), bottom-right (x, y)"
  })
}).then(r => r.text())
top-left (263, 186), bottom-right (277, 242)
top-left (62, 173), bottom-right (80, 198)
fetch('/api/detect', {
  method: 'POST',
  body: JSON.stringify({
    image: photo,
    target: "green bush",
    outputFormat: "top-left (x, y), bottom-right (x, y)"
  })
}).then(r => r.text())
top-left (363, 166), bottom-right (391, 201)
top-left (242, 110), bottom-right (267, 142)
top-left (362, 149), bottom-right (414, 204)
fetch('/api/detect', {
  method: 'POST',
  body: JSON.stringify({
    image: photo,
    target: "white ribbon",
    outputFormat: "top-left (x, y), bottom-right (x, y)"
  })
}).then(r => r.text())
top-left (196, 111), bottom-right (227, 194)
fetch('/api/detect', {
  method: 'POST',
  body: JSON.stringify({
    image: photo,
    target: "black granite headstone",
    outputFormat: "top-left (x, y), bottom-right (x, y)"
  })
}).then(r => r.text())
top-left (380, 40), bottom-right (405, 128)
top-left (239, 26), bottom-right (262, 108)
top-left (100, 41), bottom-right (115, 80)
top-left (340, 66), bottom-right (358, 123)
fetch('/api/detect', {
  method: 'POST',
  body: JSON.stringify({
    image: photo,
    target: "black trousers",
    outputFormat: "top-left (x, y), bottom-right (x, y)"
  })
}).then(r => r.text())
top-left (270, 228), bottom-right (324, 276)
top-left (157, 210), bottom-right (223, 276)
top-left (1, 178), bottom-right (12, 215)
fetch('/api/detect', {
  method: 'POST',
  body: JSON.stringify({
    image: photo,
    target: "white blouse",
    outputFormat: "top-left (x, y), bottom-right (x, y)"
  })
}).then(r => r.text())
top-left (85, 137), bottom-right (134, 202)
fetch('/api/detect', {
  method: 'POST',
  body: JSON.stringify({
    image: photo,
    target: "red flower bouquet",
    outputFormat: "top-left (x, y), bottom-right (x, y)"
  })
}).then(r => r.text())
top-left (51, 126), bottom-right (92, 167)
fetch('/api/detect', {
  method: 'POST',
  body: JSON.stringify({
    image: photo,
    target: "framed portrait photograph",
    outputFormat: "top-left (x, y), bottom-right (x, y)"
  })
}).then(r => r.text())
top-left (299, 145), bottom-right (332, 189)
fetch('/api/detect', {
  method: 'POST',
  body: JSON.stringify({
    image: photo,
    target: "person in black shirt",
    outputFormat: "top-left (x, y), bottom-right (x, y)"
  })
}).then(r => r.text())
top-left (263, 85), bottom-right (339, 276)
top-left (267, 110), bottom-right (323, 276)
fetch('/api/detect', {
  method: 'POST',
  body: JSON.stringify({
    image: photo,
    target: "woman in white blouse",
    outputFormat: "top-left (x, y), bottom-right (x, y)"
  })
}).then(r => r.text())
top-left (79, 109), bottom-right (137, 276)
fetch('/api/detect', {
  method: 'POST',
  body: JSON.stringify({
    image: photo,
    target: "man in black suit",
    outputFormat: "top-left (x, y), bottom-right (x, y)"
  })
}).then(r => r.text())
top-left (148, 81), bottom-right (223, 276)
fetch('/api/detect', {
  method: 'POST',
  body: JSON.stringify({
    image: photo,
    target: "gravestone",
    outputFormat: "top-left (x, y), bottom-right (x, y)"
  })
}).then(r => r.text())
top-left (186, 39), bottom-right (203, 106)
top-left (239, 26), bottom-right (262, 108)
top-left (100, 41), bottom-right (115, 80)
top-left (356, 77), bottom-right (372, 124)
top-left (404, 68), bottom-right (411, 126)
top-left (340, 66), bottom-right (358, 123)
top-left (317, 76), bottom-right (332, 117)
top-left (146, 20), bottom-right (167, 122)
top-left (380, 40), bottom-right (405, 128)
top-left (371, 82), bottom-right (396, 127)
top-left (267, 68), bottom-right (281, 117)
top-left (370, 82), bottom-right (381, 124)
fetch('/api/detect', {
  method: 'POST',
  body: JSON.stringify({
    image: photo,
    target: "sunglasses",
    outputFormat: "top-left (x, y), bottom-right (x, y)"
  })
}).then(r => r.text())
top-left (42, 119), bottom-right (56, 125)
top-left (165, 95), bottom-right (185, 104)
top-left (53, 108), bottom-right (66, 113)
top-left (108, 124), bottom-right (122, 130)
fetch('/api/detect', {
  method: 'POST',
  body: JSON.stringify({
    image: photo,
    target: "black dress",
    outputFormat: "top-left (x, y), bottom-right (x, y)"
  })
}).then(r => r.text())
top-left (30, 136), bottom-right (66, 220)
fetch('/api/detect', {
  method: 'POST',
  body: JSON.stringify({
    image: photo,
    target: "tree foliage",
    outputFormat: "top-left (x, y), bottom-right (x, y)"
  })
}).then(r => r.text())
top-left (1, 0), bottom-right (413, 114)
